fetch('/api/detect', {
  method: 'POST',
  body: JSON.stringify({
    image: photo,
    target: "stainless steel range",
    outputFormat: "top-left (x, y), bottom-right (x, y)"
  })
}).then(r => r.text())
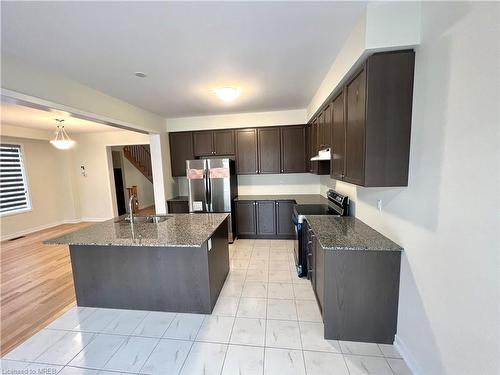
top-left (292, 190), bottom-right (349, 277)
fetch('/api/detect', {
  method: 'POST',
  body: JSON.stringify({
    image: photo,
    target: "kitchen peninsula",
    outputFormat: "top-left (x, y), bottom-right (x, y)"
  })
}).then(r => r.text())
top-left (45, 213), bottom-right (229, 314)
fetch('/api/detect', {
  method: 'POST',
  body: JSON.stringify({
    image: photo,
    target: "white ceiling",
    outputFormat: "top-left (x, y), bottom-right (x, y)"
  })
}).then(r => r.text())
top-left (1, 2), bottom-right (367, 118)
top-left (0, 102), bottom-right (120, 133)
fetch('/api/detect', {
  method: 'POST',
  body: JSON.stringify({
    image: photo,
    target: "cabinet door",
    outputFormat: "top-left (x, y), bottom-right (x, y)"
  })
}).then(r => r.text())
top-left (345, 68), bottom-right (366, 185)
top-left (314, 237), bottom-right (325, 313)
top-left (169, 132), bottom-right (194, 177)
top-left (167, 200), bottom-right (189, 213)
top-left (309, 119), bottom-right (318, 173)
top-left (235, 129), bottom-right (258, 174)
top-left (331, 91), bottom-right (346, 179)
top-left (257, 127), bottom-right (281, 174)
top-left (235, 201), bottom-right (256, 236)
top-left (256, 201), bottom-right (276, 236)
top-left (305, 125), bottom-right (312, 173)
top-left (276, 200), bottom-right (295, 236)
top-left (281, 126), bottom-right (306, 173)
top-left (214, 130), bottom-right (235, 155)
top-left (316, 113), bottom-right (323, 151)
top-left (193, 131), bottom-right (214, 156)
top-left (322, 104), bottom-right (332, 149)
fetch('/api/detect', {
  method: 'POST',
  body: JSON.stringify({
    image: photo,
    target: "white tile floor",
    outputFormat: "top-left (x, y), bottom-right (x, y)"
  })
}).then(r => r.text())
top-left (1, 239), bottom-right (412, 375)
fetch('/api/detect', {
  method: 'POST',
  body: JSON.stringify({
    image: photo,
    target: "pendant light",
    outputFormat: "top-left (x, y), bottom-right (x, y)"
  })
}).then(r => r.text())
top-left (50, 119), bottom-right (75, 150)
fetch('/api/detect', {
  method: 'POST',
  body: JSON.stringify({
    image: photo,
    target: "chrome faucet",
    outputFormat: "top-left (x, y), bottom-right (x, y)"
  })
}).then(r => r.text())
top-left (128, 194), bottom-right (137, 222)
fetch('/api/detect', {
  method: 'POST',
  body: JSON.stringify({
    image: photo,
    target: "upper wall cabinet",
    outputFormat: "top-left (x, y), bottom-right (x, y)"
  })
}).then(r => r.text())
top-left (281, 126), bottom-right (306, 173)
top-left (330, 91), bottom-right (346, 179)
top-left (169, 132), bottom-right (194, 177)
top-left (310, 49), bottom-right (415, 186)
top-left (193, 129), bottom-right (235, 157)
top-left (235, 129), bottom-right (259, 175)
top-left (257, 127), bottom-right (281, 174)
top-left (344, 50), bottom-right (415, 187)
top-left (171, 124), bottom-right (307, 176)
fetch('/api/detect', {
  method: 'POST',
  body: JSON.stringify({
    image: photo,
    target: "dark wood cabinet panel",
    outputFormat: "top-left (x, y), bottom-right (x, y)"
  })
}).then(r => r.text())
top-left (363, 51), bottom-right (415, 187)
top-left (256, 201), bottom-right (276, 236)
top-left (169, 132), bottom-right (194, 177)
top-left (276, 200), bottom-right (295, 237)
top-left (235, 201), bottom-right (256, 236)
top-left (193, 131), bottom-right (214, 156)
top-left (314, 236), bottom-right (325, 313)
top-left (257, 127), bottom-right (281, 174)
top-left (344, 68), bottom-right (367, 185)
top-left (280, 126), bottom-right (306, 173)
top-left (235, 129), bottom-right (258, 175)
top-left (331, 91), bottom-right (346, 179)
top-left (167, 200), bottom-right (189, 213)
top-left (324, 250), bottom-right (401, 343)
top-left (214, 130), bottom-right (235, 155)
top-left (305, 125), bottom-right (312, 173)
top-left (319, 104), bottom-right (332, 150)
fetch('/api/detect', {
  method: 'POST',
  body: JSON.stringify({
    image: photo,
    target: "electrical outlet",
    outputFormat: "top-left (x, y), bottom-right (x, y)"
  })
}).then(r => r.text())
top-left (377, 199), bottom-right (383, 212)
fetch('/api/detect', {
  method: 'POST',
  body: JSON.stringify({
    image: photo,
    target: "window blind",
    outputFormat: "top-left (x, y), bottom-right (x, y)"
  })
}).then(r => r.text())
top-left (0, 144), bottom-right (31, 215)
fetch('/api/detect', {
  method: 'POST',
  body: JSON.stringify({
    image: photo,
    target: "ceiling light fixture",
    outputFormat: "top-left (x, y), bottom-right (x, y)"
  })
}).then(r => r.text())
top-left (50, 119), bottom-right (75, 150)
top-left (212, 86), bottom-right (241, 102)
top-left (135, 72), bottom-right (147, 78)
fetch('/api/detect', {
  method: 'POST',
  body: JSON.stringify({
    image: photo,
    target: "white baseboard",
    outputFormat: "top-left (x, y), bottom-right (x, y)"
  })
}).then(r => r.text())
top-left (394, 334), bottom-right (423, 375)
top-left (0, 218), bottom-right (107, 241)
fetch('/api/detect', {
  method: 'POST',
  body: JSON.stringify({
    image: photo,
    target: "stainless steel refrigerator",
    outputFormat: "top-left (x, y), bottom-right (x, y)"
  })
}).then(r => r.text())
top-left (186, 158), bottom-right (237, 242)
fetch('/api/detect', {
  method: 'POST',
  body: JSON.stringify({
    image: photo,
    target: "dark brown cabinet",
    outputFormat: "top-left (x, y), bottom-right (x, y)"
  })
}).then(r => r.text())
top-left (345, 68), bottom-right (366, 185)
top-left (256, 201), bottom-right (276, 237)
top-left (281, 126), bottom-right (306, 173)
top-left (193, 131), bottom-right (214, 156)
top-left (306, 221), bottom-right (402, 344)
top-left (169, 132), bottom-right (194, 177)
top-left (167, 199), bottom-right (189, 213)
top-left (318, 103), bottom-right (332, 150)
top-left (214, 130), bottom-right (235, 155)
top-left (308, 120), bottom-right (330, 175)
top-left (235, 201), bottom-right (256, 236)
top-left (235, 199), bottom-right (295, 239)
top-left (330, 91), bottom-right (345, 179)
top-left (312, 50), bottom-right (415, 186)
top-left (235, 129), bottom-right (258, 175)
top-left (257, 127), bottom-right (281, 174)
top-left (276, 200), bottom-right (295, 236)
top-left (193, 130), bottom-right (235, 157)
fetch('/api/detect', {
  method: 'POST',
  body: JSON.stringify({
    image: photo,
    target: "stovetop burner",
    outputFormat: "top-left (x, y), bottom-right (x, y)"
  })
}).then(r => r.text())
top-left (294, 204), bottom-right (331, 216)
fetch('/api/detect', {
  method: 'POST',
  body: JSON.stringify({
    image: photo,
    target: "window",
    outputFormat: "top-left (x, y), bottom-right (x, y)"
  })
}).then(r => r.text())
top-left (0, 143), bottom-right (31, 215)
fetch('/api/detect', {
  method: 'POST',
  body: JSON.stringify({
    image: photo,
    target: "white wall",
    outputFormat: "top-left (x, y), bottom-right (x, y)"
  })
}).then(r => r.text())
top-left (0, 135), bottom-right (77, 239)
top-left (1, 58), bottom-right (165, 134)
top-left (319, 3), bottom-right (499, 374)
top-left (167, 109), bottom-right (306, 132)
top-left (307, 1), bottom-right (422, 119)
top-left (71, 130), bottom-right (150, 220)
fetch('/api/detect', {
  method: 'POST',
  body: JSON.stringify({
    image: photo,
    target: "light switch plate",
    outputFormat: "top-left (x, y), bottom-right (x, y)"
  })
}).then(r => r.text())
top-left (208, 238), bottom-right (212, 251)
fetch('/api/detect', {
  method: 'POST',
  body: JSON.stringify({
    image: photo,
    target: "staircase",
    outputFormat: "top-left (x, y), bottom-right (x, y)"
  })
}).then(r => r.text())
top-left (123, 145), bottom-right (153, 182)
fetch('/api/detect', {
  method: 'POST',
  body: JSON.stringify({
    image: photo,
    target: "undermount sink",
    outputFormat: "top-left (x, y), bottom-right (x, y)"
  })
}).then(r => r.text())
top-left (116, 215), bottom-right (172, 224)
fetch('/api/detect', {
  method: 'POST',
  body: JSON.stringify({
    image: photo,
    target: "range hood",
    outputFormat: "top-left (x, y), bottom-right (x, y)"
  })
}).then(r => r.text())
top-left (310, 148), bottom-right (331, 161)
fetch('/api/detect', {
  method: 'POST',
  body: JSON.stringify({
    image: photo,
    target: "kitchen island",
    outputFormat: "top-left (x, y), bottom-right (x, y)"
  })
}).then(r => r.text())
top-left (45, 213), bottom-right (229, 314)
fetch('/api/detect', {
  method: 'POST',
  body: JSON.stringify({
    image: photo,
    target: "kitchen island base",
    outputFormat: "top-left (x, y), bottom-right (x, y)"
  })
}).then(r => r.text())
top-left (69, 222), bottom-right (228, 314)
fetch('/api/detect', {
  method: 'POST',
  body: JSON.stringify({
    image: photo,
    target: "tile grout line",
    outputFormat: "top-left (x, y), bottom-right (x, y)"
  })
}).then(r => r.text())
top-left (218, 243), bottom-right (249, 375)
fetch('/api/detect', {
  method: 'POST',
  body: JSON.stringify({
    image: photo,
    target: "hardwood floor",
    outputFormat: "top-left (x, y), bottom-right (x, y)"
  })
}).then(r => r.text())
top-left (0, 222), bottom-right (93, 356)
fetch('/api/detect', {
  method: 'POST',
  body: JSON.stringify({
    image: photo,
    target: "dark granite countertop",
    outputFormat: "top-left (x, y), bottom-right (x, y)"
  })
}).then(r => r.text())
top-left (167, 196), bottom-right (189, 202)
top-left (235, 194), bottom-right (329, 205)
top-left (305, 216), bottom-right (403, 251)
top-left (44, 213), bottom-right (229, 248)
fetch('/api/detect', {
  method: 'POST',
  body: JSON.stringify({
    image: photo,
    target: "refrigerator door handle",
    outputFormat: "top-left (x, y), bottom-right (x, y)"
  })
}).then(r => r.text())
top-left (205, 160), bottom-right (212, 212)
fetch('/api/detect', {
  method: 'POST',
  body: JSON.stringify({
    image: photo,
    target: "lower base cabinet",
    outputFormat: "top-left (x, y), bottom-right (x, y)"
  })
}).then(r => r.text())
top-left (235, 200), bottom-right (295, 239)
top-left (307, 227), bottom-right (401, 344)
